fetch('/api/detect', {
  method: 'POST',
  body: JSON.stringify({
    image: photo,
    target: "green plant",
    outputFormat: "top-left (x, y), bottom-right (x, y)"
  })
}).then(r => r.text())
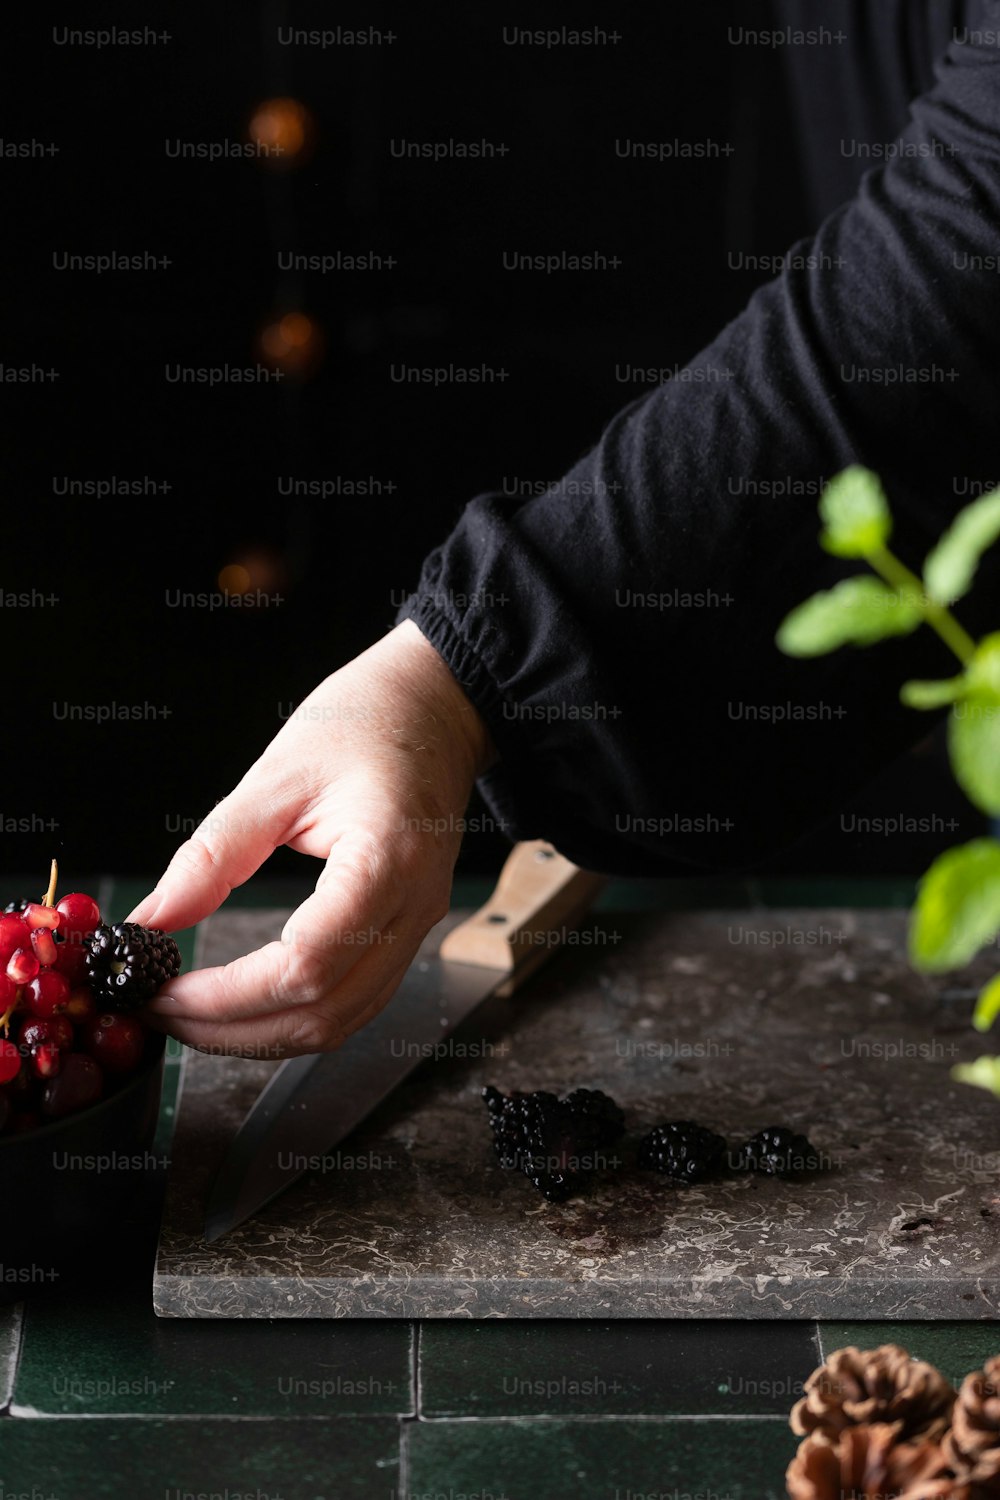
top-left (776, 465), bottom-right (1000, 1096)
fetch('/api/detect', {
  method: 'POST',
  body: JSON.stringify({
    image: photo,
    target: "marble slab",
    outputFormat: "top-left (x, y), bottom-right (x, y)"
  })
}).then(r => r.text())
top-left (153, 906), bottom-right (1000, 1318)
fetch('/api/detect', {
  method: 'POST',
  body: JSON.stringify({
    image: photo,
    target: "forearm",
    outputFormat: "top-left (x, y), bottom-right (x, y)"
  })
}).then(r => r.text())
top-left (399, 16), bottom-right (1000, 874)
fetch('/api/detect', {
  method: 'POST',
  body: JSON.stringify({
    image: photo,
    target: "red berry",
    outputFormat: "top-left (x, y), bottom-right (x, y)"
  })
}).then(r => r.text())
top-left (22, 902), bottom-right (62, 932)
top-left (64, 987), bottom-right (96, 1024)
top-left (0, 1040), bottom-right (22, 1085)
top-left (20, 1015), bottom-right (73, 1052)
top-left (83, 1012), bottom-right (145, 1075)
top-left (0, 915), bottom-right (30, 964)
top-left (7, 948), bottom-right (39, 986)
top-left (30, 1042), bottom-right (61, 1080)
top-left (41, 1053), bottom-right (103, 1117)
top-left (23, 969), bottom-right (70, 1018)
top-left (30, 928), bottom-right (58, 966)
top-left (0, 973), bottom-right (17, 1012)
top-left (55, 892), bottom-right (101, 943)
top-left (52, 939), bottom-right (89, 987)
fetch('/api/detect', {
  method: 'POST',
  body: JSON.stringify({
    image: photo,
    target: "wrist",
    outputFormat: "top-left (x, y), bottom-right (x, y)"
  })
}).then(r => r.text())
top-left (383, 620), bottom-right (498, 783)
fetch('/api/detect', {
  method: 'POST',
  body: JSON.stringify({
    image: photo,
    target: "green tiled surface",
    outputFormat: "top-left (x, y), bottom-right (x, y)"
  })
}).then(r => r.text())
top-left (0, 1305), bottom-right (21, 1412)
top-left (419, 1321), bottom-right (821, 1416)
top-left (0, 1417), bottom-right (400, 1498)
top-left (818, 1322), bottom-right (1000, 1385)
top-left (13, 1289), bottom-right (414, 1416)
top-left (1, 875), bottom-right (992, 1495)
top-left (405, 1416), bottom-right (798, 1500)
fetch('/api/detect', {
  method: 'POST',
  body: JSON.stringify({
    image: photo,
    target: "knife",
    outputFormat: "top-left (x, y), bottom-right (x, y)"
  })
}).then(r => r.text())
top-left (202, 840), bottom-right (607, 1241)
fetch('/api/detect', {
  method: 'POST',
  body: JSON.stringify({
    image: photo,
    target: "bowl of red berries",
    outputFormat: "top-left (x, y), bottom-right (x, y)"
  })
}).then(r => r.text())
top-left (0, 863), bottom-right (179, 1281)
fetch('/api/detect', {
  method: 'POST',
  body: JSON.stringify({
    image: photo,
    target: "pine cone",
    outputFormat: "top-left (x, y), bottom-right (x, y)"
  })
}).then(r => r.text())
top-left (943, 1356), bottom-right (1000, 1491)
top-left (791, 1345), bottom-right (956, 1445)
top-left (786, 1422), bottom-right (951, 1499)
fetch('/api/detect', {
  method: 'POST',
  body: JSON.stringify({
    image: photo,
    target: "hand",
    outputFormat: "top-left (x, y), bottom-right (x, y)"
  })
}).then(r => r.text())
top-left (129, 621), bottom-right (495, 1058)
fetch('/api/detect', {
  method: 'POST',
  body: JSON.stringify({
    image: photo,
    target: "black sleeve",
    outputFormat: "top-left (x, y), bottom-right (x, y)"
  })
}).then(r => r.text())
top-left (397, 8), bottom-right (1000, 877)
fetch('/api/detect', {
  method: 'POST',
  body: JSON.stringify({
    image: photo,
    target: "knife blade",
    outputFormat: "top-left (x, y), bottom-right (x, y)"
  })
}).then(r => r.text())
top-left (202, 840), bottom-right (606, 1241)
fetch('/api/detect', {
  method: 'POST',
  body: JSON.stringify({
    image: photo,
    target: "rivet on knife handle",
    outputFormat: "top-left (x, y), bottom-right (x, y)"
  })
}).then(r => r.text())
top-left (438, 839), bottom-right (607, 993)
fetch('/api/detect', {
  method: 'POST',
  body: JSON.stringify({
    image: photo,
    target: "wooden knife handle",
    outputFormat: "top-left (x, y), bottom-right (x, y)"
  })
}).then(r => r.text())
top-left (438, 840), bottom-right (607, 994)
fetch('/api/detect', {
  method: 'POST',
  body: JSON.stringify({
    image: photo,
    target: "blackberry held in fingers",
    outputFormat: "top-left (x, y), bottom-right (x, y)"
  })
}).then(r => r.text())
top-left (638, 1121), bottom-right (728, 1183)
top-left (84, 922), bottom-right (181, 1011)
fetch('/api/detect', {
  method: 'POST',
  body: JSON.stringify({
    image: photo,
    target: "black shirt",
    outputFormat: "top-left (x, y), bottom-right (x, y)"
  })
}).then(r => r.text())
top-left (398, 0), bottom-right (1000, 876)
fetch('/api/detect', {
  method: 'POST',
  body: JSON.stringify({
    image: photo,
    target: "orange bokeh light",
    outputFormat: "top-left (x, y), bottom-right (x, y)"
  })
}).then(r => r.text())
top-left (258, 310), bottom-right (324, 377)
top-left (218, 564), bottom-right (252, 594)
top-left (248, 97), bottom-right (313, 162)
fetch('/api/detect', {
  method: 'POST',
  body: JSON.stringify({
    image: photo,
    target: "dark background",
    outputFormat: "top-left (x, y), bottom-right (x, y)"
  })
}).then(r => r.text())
top-left (1, 2), bottom-right (981, 883)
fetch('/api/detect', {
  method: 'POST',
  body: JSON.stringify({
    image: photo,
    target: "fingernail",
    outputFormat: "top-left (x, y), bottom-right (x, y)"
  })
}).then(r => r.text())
top-left (145, 993), bottom-right (178, 1012)
top-left (127, 893), bottom-right (159, 924)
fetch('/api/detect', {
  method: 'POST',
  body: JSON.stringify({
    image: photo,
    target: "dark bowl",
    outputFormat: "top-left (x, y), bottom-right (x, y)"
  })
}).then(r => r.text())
top-left (0, 1030), bottom-right (166, 1292)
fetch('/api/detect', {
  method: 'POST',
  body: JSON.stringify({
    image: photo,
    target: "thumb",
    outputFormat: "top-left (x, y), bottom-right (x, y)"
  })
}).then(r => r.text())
top-left (126, 785), bottom-right (287, 931)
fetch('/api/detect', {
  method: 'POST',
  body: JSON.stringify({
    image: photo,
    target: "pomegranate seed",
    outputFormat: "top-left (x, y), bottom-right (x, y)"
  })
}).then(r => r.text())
top-left (22, 902), bottom-right (62, 932)
top-left (23, 969), bottom-right (70, 1018)
top-left (7, 948), bottom-right (39, 986)
top-left (0, 915), bottom-right (30, 964)
top-left (30, 929), bottom-right (58, 966)
top-left (0, 1040), bottom-right (21, 1085)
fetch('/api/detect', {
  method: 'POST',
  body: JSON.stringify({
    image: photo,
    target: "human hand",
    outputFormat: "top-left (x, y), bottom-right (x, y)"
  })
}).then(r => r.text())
top-left (129, 621), bottom-right (495, 1057)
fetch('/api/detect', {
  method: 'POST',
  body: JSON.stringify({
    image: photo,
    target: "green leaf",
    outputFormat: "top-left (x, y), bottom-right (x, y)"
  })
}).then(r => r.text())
top-left (973, 973), bottom-right (1000, 1032)
top-left (900, 675), bottom-right (968, 710)
top-left (964, 633), bottom-right (1000, 697)
top-left (818, 466), bottom-right (892, 558)
top-left (924, 487), bottom-right (1000, 604)
top-left (909, 837), bottom-right (1000, 971)
top-left (948, 695), bottom-right (1000, 816)
top-left (951, 1055), bottom-right (1000, 1098)
top-left (776, 576), bottom-right (922, 657)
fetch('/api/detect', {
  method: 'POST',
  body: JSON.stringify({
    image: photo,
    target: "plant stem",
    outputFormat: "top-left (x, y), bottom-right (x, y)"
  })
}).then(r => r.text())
top-left (868, 545), bottom-right (977, 665)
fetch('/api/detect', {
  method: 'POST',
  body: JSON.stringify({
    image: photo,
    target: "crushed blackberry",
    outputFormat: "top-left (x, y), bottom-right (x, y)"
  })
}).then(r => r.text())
top-left (637, 1121), bottom-right (728, 1183)
top-left (84, 922), bottom-right (181, 1012)
top-left (736, 1125), bottom-right (822, 1177)
top-left (482, 1085), bottom-right (624, 1201)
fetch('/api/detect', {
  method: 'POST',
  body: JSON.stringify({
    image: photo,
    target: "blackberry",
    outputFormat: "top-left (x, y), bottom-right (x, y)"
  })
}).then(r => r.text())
top-left (736, 1125), bottom-right (822, 1177)
top-left (562, 1087), bottom-right (626, 1145)
top-left (84, 922), bottom-right (181, 1012)
top-left (482, 1085), bottom-right (624, 1201)
top-left (637, 1121), bottom-right (728, 1183)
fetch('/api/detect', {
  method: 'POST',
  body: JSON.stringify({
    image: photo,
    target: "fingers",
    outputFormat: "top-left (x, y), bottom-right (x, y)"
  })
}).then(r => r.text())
top-left (126, 776), bottom-right (291, 931)
top-left (144, 935), bottom-right (414, 1058)
top-left (144, 835), bottom-right (405, 1021)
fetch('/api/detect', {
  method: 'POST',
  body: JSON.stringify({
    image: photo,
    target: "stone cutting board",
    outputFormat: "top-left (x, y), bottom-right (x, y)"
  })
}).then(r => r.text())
top-left (153, 906), bottom-right (1000, 1318)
